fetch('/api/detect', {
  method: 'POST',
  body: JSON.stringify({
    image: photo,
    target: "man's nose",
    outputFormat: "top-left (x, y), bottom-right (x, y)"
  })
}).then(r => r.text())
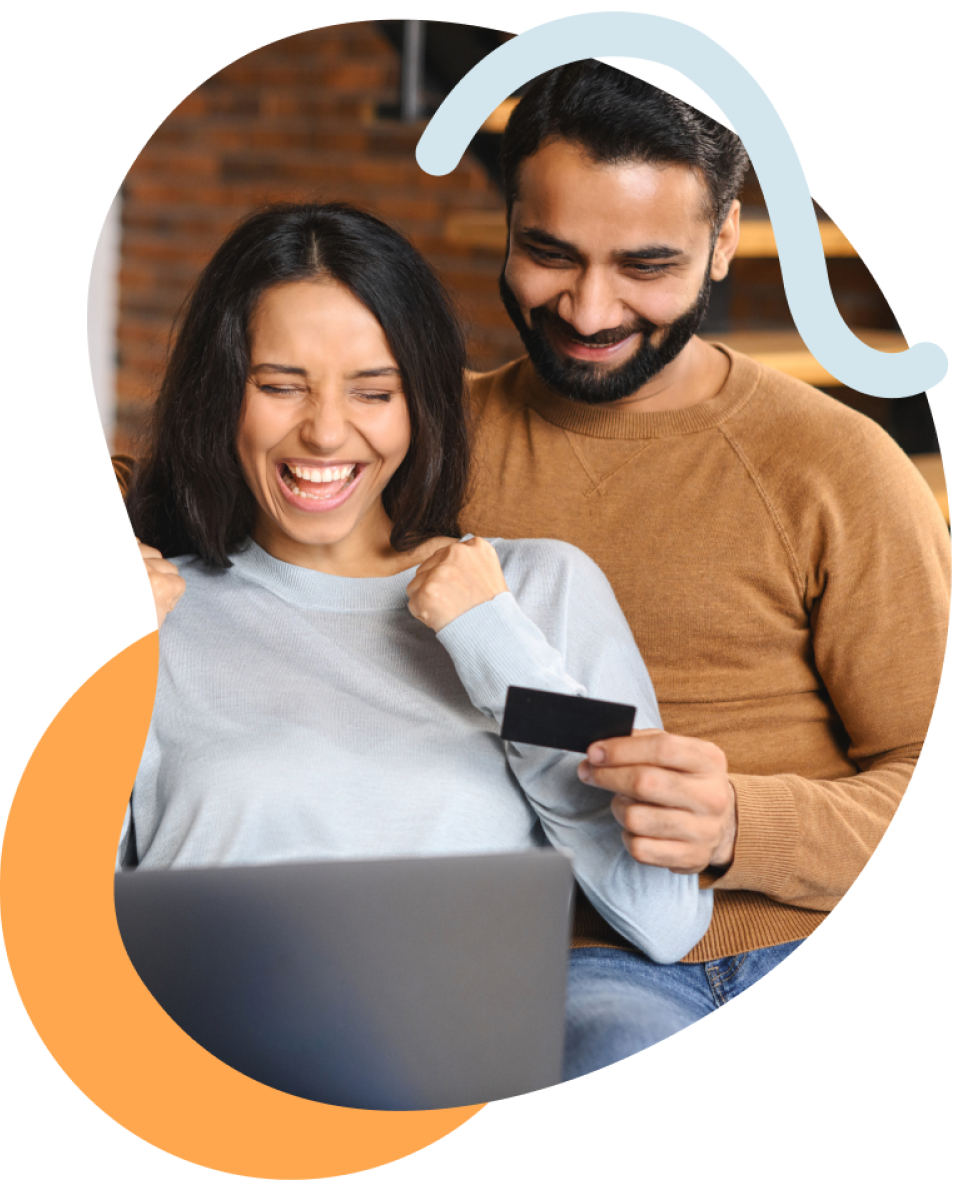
top-left (299, 394), bottom-right (348, 452)
top-left (556, 269), bottom-right (624, 338)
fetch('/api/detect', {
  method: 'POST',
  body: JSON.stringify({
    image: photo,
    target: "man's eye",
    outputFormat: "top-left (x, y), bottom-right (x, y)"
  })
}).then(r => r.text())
top-left (626, 263), bottom-right (672, 277)
top-left (526, 244), bottom-right (571, 264)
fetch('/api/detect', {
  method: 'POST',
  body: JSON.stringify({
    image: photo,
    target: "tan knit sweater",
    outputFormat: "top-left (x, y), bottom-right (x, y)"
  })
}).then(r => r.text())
top-left (461, 348), bottom-right (951, 962)
top-left (113, 348), bottom-right (950, 963)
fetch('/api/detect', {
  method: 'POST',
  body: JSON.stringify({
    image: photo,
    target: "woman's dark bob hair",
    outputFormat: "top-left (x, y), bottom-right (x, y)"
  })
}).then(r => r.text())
top-left (128, 202), bottom-right (469, 566)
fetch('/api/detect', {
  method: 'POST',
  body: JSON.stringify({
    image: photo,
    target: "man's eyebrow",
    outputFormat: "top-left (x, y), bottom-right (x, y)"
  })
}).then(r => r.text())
top-left (518, 226), bottom-right (687, 262)
top-left (518, 226), bottom-right (580, 253)
top-left (613, 244), bottom-right (687, 262)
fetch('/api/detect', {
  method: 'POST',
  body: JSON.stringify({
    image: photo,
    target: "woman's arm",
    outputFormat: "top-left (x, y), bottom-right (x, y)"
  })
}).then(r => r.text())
top-left (409, 537), bottom-right (713, 964)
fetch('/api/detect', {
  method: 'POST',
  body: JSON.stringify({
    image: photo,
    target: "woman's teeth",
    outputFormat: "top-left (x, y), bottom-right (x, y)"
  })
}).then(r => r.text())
top-left (282, 463), bottom-right (357, 499)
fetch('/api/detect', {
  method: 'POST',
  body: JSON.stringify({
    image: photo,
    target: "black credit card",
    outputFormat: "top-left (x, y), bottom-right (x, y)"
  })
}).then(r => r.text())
top-left (500, 686), bottom-right (636, 753)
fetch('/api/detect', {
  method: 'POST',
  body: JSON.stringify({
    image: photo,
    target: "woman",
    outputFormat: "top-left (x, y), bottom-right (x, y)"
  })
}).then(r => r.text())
top-left (124, 202), bottom-right (712, 1076)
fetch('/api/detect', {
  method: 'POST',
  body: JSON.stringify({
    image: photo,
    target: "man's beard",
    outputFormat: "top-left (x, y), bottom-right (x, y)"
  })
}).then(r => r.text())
top-left (498, 263), bottom-right (713, 406)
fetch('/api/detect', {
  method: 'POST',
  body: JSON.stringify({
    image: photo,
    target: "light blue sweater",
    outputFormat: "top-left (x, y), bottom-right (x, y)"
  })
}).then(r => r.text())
top-left (123, 537), bottom-right (712, 962)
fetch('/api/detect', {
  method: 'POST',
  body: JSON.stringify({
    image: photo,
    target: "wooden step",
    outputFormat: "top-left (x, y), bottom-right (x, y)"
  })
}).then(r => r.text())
top-left (443, 210), bottom-right (858, 258)
top-left (481, 97), bottom-right (519, 133)
top-left (737, 218), bottom-right (856, 258)
top-left (909, 453), bottom-right (949, 524)
top-left (702, 328), bottom-right (907, 387)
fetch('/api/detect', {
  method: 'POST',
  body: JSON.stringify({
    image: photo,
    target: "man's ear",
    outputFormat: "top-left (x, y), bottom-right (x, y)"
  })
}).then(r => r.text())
top-left (710, 200), bottom-right (741, 281)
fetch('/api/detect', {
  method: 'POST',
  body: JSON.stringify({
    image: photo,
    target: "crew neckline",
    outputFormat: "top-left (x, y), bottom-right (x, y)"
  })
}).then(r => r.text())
top-left (230, 539), bottom-right (420, 612)
top-left (519, 345), bottom-right (762, 440)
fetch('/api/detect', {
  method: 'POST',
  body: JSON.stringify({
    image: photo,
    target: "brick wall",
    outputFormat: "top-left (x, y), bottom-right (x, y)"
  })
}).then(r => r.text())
top-left (115, 22), bottom-right (514, 455)
top-left (115, 24), bottom-right (934, 457)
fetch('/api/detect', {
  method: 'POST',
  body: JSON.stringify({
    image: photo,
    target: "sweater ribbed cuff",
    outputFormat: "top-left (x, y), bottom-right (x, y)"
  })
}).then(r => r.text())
top-left (707, 773), bottom-right (800, 896)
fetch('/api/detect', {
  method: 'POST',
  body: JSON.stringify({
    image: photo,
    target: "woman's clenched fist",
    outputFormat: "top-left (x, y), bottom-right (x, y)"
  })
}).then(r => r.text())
top-left (137, 540), bottom-right (186, 628)
top-left (406, 537), bottom-right (508, 632)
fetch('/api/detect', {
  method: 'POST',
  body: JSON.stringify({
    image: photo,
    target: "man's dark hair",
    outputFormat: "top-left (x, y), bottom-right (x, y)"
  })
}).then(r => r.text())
top-left (500, 60), bottom-right (750, 228)
top-left (127, 202), bottom-right (469, 566)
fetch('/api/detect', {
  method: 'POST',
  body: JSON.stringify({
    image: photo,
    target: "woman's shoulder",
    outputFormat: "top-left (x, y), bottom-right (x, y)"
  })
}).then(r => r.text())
top-left (165, 554), bottom-right (241, 602)
top-left (485, 536), bottom-right (610, 592)
top-left (168, 553), bottom-right (221, 578)
top-left (486, 534), bottom-right (598, 564)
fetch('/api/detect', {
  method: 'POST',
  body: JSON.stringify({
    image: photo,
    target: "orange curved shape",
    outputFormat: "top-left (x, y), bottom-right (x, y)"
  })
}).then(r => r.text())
top-left (0, 635), bottom-right (481, 1178)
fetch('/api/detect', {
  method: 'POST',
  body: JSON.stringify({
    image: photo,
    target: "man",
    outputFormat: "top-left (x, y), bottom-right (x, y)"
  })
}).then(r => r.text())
top-left (124, 61), bottom-right (950, 1078)
top-left (455, 61), bottom-right (950, 1073)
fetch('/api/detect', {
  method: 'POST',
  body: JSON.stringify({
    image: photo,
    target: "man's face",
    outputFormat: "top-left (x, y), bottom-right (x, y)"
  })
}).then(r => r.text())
top-left (500, 140), bottom-right (730, 405)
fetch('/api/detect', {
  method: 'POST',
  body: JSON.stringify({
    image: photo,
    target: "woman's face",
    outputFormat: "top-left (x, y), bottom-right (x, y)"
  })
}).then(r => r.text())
top-left (237, 279), bottom-right (412, 572)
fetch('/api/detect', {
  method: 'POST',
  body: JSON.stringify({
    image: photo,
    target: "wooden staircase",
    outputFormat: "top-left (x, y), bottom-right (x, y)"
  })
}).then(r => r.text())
top-left (444, 95), bottom-right (945, 521)
top-left (442, 201), bottom-right (908, 391)
top-left (114, 24), bottom-right (945, 520)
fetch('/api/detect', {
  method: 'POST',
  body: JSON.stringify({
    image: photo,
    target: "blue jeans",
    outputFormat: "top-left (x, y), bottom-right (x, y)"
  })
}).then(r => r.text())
top-left (563, 940), bottom-right (803, 1081)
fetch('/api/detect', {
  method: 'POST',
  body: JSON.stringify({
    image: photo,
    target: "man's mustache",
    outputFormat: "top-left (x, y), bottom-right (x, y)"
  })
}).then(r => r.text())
top-left (529, 307), bottom-right (657, 348)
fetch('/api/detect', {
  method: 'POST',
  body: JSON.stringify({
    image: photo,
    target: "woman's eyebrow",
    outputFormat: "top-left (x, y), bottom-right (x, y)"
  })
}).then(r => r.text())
top-left (251, 363), bottom-right (401, 379)
top-left (252, 363), bottom-right (308, 376)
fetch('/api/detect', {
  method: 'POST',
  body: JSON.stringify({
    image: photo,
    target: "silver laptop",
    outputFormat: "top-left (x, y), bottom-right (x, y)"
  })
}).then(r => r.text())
top-left (115, 849), bottom-right (573, 1110)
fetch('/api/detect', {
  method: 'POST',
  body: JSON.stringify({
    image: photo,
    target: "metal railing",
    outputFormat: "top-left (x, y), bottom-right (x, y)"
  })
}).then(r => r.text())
top-left (401, 20), bottom-right (426, 122)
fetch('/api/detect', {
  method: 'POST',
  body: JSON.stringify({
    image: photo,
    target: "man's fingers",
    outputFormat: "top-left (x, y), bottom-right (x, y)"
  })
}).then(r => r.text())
top-left (578, 762), bottom-right (694, 807)
top-left (586, 729), bottom-right (726, 775)
top-left (610, 793), bottom-right (716, 843)
top-left (621, 832), bottom-right (708, 874)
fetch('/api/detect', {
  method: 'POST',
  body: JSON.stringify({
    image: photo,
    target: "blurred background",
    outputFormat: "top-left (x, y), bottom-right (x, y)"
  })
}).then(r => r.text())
top-left (88, 19), bottom-right (946, 521)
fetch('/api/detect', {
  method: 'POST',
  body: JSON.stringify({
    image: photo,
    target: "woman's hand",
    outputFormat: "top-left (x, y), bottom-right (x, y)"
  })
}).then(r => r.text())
top-left (406, 537), bottom-right (509, 632)
top-left (138, 539), bottom-right (186, 628)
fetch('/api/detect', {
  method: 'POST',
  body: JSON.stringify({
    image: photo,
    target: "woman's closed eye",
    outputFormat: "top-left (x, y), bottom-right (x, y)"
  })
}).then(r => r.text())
top-left (253, 383), bottom-right (398, 403)
top-left (257, 384), bottom-right (301, 398)
top-left (349, 388), bottom-right (398, 403)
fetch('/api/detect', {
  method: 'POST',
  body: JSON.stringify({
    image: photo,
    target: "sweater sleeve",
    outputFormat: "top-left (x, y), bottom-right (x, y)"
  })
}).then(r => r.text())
top-left (435, 543), bottom-right (713, 964)
top-left (708, 421), bottom-right (951, 907)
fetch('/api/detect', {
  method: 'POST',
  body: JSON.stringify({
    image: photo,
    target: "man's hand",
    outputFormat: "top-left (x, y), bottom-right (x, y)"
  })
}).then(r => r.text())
top-left (578, 729), bottom-right (737, 874)
top-left (406, 537), bottom-right (508, 632)
top-left (137, 540), bottom-right (186, 628)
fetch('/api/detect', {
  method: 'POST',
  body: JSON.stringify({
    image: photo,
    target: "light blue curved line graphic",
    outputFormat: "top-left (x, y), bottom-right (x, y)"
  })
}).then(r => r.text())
top-left (416, 13), bottom-right (947, 399)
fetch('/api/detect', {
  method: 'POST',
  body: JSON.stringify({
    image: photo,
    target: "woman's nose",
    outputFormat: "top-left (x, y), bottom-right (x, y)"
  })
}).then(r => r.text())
top-left (299, 395), bottom-right (348, 452)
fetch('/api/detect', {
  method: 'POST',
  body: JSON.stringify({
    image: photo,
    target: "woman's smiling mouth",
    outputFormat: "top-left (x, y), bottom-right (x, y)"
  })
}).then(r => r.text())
top-left (276, 461), bottom-right (365, 512)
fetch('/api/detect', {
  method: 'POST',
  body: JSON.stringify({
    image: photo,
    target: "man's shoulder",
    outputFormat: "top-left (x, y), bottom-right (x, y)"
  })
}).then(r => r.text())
top-left (724, 349), bottom-right (944, 536)
top-left (726, 349), bottom-right (913, 480)
top-left (466, 355), bottom-right (534, 419)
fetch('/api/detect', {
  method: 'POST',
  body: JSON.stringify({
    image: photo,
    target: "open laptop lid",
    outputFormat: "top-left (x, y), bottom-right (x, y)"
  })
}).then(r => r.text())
top-left (115, 849), bottom-right (573, 1110)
